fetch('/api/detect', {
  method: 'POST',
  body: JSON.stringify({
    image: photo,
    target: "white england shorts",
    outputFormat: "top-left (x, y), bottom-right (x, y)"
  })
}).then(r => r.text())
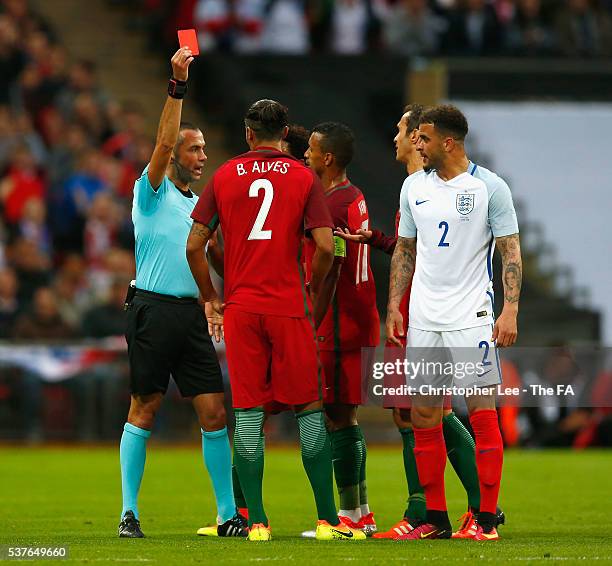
top-left (406, 325), bottom-right (502, 392)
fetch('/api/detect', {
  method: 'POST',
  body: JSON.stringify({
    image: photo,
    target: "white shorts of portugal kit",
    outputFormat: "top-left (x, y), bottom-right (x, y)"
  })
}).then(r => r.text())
top-left (405, 325), bottom-right (502, 394)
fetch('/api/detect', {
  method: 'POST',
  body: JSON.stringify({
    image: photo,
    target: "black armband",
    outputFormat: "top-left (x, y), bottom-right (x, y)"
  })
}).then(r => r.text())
top-left (168, 78), bottom-right (187, 99)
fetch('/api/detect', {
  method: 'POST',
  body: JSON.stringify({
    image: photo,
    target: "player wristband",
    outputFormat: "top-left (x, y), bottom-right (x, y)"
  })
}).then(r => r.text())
top-left (168, 78), bottom-right (187, 99)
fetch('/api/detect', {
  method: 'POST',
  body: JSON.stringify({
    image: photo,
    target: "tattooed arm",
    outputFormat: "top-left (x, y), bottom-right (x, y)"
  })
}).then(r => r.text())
top-left (186, 221), bottom-right (224, 341)
top-left (386, 236), bottom-right (416, 346)
top-left (494, 232), bottom-right (522, 347)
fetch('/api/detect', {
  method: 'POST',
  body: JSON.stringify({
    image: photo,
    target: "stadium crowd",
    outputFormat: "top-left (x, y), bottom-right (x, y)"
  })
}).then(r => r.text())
top-left (1, 0), bottom-right (610, 340)
top-left (0, 0), bottom-right (146, 341)
top-left (0, 0), bottom-right (608, 450)
top-left (135, 0), bottom-right (612, 58)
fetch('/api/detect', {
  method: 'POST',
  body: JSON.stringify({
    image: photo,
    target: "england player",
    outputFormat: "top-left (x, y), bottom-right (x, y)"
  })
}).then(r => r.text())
top-left (186, 99), bottom-right (365, 542)
top-left (304, 122), bottom-right (380, 534)
top-left (119, 48), bottom-right (246, 539)
top-left (386, 104), bottom-right (521, 541)
top-left (337, 106), bottom-right (497, 539)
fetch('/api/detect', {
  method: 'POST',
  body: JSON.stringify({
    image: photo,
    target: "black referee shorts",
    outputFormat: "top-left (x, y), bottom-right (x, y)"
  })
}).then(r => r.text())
top-left (125, 289), bottom-right (224, 398)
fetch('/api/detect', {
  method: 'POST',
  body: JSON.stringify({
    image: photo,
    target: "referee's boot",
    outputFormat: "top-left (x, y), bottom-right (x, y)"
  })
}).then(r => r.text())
top-left (118, 510), bottom-right (144, 538)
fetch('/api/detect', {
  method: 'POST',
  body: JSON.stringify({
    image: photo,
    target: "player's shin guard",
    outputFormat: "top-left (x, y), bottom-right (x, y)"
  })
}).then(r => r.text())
top-left (120, 422), bottom-right (151, 520)
top-left (233, 409), bottom-right (267, 527)
top-left (443, 412), bottom-right (481, 511)
top-left (201, 427), bottom-right (235, 523)
top-left (413, 424), bottom-right (449, 526)
top-left (399, 427), bottom-right (427, 524)
top-left (330, 425), bottom-right (362, 516)
top-left (470, 410), bottom-right (503, 523)
top-left (296, 409), bottom-right (338, 525)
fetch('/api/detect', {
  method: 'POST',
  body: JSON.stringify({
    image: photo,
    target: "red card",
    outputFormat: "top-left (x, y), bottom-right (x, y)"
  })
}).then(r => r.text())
top-left (178, 29), bottom-right (199, 56)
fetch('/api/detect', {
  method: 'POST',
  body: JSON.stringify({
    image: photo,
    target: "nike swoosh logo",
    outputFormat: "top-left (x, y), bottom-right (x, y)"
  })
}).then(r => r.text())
top-left (331, 529), bottom-right (353, 538)
top-left (420, 530), bottom-right (438, 539)
top-left (479, 448), bottom-right (496, 454)
top-left (415, 199), bottom-right (430, 205)
top-left (477, 369), bottom-right (492, 377)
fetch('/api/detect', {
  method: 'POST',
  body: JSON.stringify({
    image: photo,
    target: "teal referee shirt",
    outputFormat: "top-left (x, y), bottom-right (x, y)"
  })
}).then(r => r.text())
top-left (132, 165), bottom-right (199, 298)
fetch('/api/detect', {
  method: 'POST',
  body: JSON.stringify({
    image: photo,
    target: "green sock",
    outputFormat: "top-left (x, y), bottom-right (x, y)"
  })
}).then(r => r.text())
top-left (443, 412), bottom-right (481, 511)
top-left (330, 425), bottom-right (362, 512)
top-left (358, 427), bottom-right (368, 508)
top-left (296, 409), bottom-right (338, 524)
top-left (233, 409), bottom-right (267, 527)
top-left (399, 427), bottom-right (427, 524)
top-left (231, 464), bottom-right (247, 509)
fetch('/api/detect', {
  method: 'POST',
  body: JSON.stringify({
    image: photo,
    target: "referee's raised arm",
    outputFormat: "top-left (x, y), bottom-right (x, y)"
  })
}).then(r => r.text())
top-left (147, 47), bottom-right (194, 190)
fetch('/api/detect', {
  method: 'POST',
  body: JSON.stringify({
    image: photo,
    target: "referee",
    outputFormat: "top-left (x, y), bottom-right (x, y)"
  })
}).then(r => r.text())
top-left (118, 47), bottom-right (245, 539)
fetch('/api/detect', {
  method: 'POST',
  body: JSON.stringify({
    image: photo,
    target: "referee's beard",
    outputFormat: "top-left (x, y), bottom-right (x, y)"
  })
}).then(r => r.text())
top-left (172, 158), bottom-right (196, 188)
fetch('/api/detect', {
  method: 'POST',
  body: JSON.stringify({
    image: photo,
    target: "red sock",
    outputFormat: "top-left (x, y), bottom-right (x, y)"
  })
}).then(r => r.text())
top-left (470, 409), bottom-right (504, 515)
top-left (413, 424), bottom-right (447, 512)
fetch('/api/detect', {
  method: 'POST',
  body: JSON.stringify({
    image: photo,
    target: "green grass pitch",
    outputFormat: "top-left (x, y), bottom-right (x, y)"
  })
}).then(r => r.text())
top-left (2, 446), bottom-right (611, 564)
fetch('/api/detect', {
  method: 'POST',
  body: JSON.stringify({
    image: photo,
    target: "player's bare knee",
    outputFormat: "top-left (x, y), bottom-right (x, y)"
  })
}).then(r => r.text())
top-left (198, 405), bottom-right (226, 432)
top-left (411, 405), bottom-right (442, 428)
top-left (393, 407), bottom-right (412, 429)
top-left (326, 416), bottom-right (356, 432)
top-left (466, 395), bottom-right (496, 415)
top-left (294, 400), bottom-right (323, 414)
top-left (325, 404), bottom-right (357, 430)
top-left (127, 408), bottom-right (156, 430)
top-left (127, 394), bottom-right (162, 429)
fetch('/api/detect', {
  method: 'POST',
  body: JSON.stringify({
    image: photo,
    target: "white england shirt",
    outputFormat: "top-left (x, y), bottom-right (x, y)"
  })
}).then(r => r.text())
top-left (398, 162), bottom-right (519, 332)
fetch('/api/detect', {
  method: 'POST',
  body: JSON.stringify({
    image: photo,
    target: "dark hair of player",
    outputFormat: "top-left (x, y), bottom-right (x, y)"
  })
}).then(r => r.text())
top-left (403, 104), bottom-right (425, 132)
top-left (420, 104), bottom-right (469, 141)
top-left (244, 99), bottom-right (289, 141)
top-left (311, 121), bottom-right (354, 169)
top-left (284, 124), bottom-right (311, 160)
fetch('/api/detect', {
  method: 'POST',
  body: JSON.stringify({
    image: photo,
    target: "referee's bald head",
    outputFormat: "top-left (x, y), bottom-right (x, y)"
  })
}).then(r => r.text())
top-left (175, 121), bottom-right (201, 150)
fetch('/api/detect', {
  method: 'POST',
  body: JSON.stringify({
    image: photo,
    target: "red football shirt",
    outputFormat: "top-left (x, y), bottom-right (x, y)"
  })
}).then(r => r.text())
top-left (192, 147), bottom-right (333, 317)
top-left (305, 180), bottom-right (380, 351)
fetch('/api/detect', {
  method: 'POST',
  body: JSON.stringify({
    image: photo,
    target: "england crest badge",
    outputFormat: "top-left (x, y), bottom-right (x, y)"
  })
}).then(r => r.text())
top-left (456, 193), bottom-right (475, 215)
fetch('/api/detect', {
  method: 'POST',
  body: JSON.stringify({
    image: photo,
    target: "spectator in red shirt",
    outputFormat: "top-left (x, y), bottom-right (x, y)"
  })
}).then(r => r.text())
top-left (0, 144), bottom-right (46, 225)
